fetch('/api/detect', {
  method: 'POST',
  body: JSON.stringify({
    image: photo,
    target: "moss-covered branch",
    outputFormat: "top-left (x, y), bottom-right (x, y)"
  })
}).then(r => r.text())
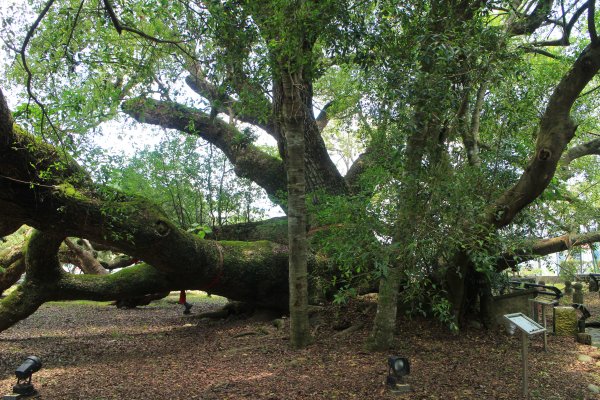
top-left (208, 216), bottom-right (288, 243)
top-left (0, 257), bottom-right (24, 294)
top-left (0, 230), bottom-right (64, 331)
top-left (0, 87), bottom-right (326, 332)
top-left (184, 73), bottom-right (275, 137)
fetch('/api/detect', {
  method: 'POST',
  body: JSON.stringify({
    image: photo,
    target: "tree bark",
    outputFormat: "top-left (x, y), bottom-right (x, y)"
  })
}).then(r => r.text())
top-left (506, 0), bottom-right (555, 36)
top-left (560, 137), bottom-right (600, 167)
top-left (208, 217), bottom-right (288, 243)
top-left (0, 247), bottom-right (25, 295)
top-left (0, 90), bottom-right (327, 332)
top-left (496, 230), bottom-right (600, 271)
top-left (122, 98), bottom-right (288, 204)
top-left (464, 82), bottom-right (486, 167)
top-left (487, 44), bottom-right (600, 229)
top-left (64, 238), bottom-right (109, 275)
top-left (447, 42), bottom-right (600, 321)
top-left (367, 126), bottom-right (430, 349)
top-left (279, 70), bottom-right (313, 349)
top-left (365, 265), bottom-right (402, 350)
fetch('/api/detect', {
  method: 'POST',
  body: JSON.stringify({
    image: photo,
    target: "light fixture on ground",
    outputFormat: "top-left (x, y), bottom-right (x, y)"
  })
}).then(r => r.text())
top-left (386, 356), bottom-right (411, 394)
top-left (2, 356), bottom-right (42, 399)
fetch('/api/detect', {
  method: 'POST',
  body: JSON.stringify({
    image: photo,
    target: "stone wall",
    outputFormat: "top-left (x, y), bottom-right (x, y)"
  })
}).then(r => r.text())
top-left (491, 288), bottom-right (538, 326)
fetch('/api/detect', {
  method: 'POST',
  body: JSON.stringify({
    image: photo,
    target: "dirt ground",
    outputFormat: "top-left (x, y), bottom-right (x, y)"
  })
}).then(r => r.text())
top-left (0, 291), bottom-right (599, 400)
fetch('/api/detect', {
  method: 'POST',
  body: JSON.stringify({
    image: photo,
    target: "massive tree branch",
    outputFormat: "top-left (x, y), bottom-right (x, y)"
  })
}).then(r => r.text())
top-left (487, 43), bottom-right (600, 228)
top-left (208, 216), bottom-right (288, 243)
top-left (0, 86), bottom-right (327, 332)
top-left (121, 97), bottom-right (287, 203)
top-left (0, 231), bottom-right (60, 331)
top-left (496, 230), bottom-right (600, 271)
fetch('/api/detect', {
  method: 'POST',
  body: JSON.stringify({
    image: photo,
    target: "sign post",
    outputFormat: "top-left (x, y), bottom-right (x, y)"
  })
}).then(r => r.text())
top-left (504, 313), bottom-right (546, 399)
top-left (529, 298), bottom-right (557, 350)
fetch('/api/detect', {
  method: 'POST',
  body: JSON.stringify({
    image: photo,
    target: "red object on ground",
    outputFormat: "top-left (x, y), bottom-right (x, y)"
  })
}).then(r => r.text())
top-left (178, 290), bottom-right (186, 304)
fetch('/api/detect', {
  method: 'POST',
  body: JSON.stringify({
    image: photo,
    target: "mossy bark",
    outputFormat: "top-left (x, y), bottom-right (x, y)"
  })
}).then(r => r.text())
top-left (0, 244), bottom-right (25, 294)
top-left (0, 230), bottom-right (310, 331)
top-left (278, 69), bottom-right (313, 349)
top-left (209, 217), bottom-right (288, 243)
top-left (365, 266), bottom-right (401, 351)
top-left (0, 231), bottom-right (63, 331)
top-left (0, 258), bottom-right (25, 295)
top-left (0, 99), bottom-right (329, 332)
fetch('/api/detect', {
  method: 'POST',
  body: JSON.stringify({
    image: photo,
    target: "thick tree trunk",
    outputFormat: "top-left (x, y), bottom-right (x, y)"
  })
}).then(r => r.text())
top-left (365, 266), bottom-right (401, 351)
top-left (278, 69), bottom-right (314, 349)
top-left (122, 98), bottom-right (288, 205)
top-left (0, 88), bottom-right (331, 332)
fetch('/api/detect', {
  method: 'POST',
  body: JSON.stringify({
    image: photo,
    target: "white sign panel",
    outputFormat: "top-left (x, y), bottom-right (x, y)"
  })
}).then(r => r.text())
top-left (504, 313), bottom-right (546, 336)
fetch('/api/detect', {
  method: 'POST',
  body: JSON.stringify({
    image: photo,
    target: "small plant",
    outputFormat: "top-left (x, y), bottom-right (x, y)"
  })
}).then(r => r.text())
top-left (186, 223), bottom-right (212, 239)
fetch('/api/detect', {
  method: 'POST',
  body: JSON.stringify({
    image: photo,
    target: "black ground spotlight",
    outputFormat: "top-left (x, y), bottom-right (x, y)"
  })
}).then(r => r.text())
top-left (2, 356), bottom-right (42, 399)
top-left (386, 356), bottom-right (411, 394)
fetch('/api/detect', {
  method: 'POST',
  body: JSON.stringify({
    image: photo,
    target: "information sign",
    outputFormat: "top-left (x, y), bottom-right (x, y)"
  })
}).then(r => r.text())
top-left (504, 313), bottom-right (545, 336)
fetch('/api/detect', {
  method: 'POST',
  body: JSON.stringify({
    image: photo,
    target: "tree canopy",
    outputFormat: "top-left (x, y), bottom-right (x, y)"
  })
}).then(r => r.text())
top-left (2, 0), bottom-right (600, 350)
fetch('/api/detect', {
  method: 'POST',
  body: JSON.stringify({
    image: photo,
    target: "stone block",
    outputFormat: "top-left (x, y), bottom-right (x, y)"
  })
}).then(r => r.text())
top-left (491, 289), bottom-right (537, 326)
top-left (554, 306), bottom-right (577, 336)
top-left (577, 333), bottom-right (592, 345)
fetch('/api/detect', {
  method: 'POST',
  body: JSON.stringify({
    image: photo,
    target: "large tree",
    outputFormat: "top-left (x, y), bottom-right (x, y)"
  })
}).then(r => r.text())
top-left (2, 0), bottom-right (600, 351)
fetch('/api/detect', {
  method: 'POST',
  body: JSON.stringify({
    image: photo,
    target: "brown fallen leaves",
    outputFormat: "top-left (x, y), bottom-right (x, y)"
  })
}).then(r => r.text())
top-left (0, 291), bottom-right (597, 399)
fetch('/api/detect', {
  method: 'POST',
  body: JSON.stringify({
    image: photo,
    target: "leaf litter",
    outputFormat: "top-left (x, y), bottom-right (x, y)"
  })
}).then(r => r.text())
top-left (0, 292), bottom-right (598, 399)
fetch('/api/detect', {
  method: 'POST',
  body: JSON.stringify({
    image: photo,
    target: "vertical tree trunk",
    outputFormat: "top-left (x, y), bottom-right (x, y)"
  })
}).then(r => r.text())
top-left (444, 250), bottom-right (474, 324)
top-left (367, 132), bottom-right (429, 350)
top-left (365, 265), bottom-right (401, 350)
top-left (281, 71), bottom-right (313, 349)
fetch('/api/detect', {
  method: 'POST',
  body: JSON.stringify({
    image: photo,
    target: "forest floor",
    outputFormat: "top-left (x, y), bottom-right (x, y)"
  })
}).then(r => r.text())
top-left (0, 290), bottom-right (599, 400)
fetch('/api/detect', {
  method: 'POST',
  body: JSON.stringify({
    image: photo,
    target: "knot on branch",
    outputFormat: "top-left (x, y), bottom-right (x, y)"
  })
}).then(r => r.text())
top-left (154, 220), bottom-right (171, 237)
top-left (494, 205), bottom-right (510, 222)
top-left (538, 148), bottom-right (552, 161)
